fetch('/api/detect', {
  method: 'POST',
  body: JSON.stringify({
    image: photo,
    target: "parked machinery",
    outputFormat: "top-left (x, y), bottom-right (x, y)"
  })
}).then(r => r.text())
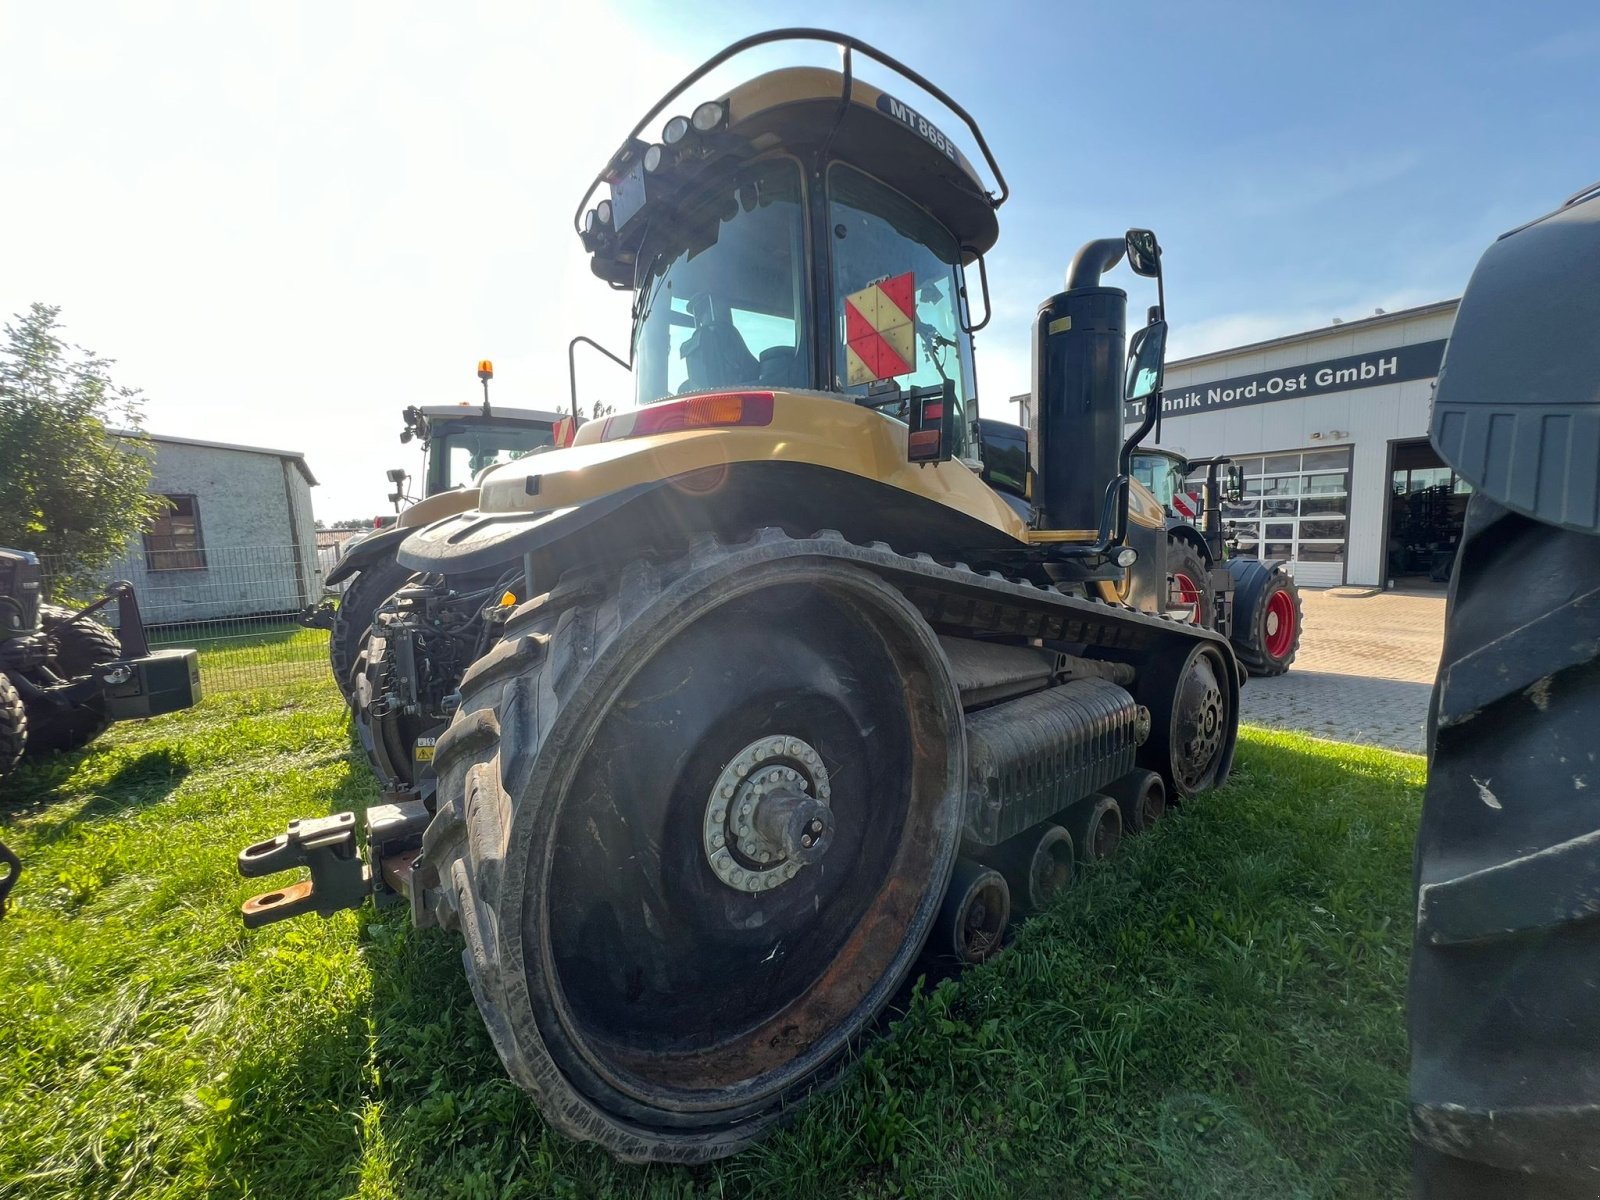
top-left (0, 548), bottom-right (202, 915)
top-left (240, 30), bottom-right (1241, 1161)
top-left (307, 371), bottom-right (568, 704)
top-left (1131, 444), bottom-right (1303, 675)
top-left (1410, 179), bottom-right (1600, 1199)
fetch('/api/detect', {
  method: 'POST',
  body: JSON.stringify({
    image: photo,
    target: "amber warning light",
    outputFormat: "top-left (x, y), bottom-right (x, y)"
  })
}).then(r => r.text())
top-left (477, 360), bottom-right (494, 381)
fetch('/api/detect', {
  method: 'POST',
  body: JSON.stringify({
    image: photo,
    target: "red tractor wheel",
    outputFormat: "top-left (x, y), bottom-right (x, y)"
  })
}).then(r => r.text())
top-left (1228, 560), bottom-right (1303, 677)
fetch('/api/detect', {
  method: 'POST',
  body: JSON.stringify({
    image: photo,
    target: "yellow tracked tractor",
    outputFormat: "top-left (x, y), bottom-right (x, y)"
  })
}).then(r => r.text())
top-left (240, 29), bottom-right (1240, 1162)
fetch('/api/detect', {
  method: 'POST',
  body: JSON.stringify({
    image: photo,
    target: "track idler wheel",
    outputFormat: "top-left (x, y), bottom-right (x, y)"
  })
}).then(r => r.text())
top-left (1138, 641), bottom-right (1239, 800)
top-left (1104, 769), bottom-right (1167, 834)
top-left (977, 821), bottom-right (1074, 917)
top-left (933, 859), bottom-right (1011, 964)
top-left (1064, 794), bottom-right (1122, 863)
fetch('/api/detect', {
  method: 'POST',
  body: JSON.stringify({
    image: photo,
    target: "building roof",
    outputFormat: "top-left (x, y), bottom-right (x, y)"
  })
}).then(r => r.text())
top-left (1167, 297), bottom-right (1460, 372)
top-left (115, 430), bottom-right (318, 485)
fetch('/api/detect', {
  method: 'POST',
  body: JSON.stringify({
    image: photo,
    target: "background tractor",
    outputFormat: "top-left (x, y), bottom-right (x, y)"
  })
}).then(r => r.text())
top-left (242, 29), bottom-right (1242, 1161)
top-left (1411, 179), bottom-right (1600, 1199)
top-left (1131, 443), bottom-right (1303, 675)
top-left (309, 373), bottom-right (567, 703)
top-left (0, 547), bottom-right (201, 915)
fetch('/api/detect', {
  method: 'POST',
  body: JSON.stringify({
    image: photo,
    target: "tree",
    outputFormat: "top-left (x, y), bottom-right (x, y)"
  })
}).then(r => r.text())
top-left (0, 304), bottom-right (161, 591)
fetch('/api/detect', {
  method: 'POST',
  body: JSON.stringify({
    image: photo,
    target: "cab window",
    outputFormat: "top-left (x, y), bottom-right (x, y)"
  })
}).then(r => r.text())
top-left (827, 163), bottom-right (975, 454)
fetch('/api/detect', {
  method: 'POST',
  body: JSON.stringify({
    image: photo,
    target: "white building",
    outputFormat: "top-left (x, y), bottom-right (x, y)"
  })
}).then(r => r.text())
top-left (1132, 299), bottom-right (1463, 588)
top-left (100, 432), bottom-right (321, 625)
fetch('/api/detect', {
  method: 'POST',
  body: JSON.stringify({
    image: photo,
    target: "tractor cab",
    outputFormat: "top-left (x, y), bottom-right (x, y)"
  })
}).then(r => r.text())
top-left (394, 402), bottom-right (566, 504)
top-left (577, 44), bottom-right (1003, 465)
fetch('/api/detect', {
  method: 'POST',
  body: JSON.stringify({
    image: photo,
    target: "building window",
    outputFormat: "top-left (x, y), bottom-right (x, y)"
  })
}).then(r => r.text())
top-left (1213, 447), bottom-right (1353, 585)
top-left (144, 495), bottom-right (206, 571)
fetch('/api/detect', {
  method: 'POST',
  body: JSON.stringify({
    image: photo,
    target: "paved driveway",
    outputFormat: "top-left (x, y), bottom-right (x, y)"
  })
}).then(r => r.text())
top-left (1239, 588), bottom-right (1444, 754)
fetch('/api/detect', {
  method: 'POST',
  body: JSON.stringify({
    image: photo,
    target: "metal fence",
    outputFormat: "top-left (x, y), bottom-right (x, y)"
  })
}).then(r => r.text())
top-left (39, 544), bottom-right (335, 694)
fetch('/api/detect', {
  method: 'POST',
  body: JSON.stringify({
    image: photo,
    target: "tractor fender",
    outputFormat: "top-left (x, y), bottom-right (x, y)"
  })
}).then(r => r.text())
top-left (325, 527), bottom-right (407, 587)
top-left (326, 490), bottom-right (482, 586)
top-left (398, 460), bottom-right (1033, 581)
top-left (1227, 555), bottom-right (1289, 596)
top-left (1163, 518), bottom-right (1214, 567)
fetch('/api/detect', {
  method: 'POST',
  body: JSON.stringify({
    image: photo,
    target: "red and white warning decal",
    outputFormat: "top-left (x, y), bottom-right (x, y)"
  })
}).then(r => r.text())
top-left (844, 272), bottom-right (916, 385)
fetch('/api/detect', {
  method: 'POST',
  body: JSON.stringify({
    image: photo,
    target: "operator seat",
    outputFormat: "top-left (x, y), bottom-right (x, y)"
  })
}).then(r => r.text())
top-left (681, 293), bottom-right (760, 390)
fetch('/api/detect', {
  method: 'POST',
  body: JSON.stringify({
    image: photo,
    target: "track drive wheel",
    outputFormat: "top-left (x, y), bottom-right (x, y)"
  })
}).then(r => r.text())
top-left (418, 538), bottom-right (964, 1162)
top-left (1229, 559), bottom-right (1302, 676)
top-left (24, 605), bottom-right (122, 755)
top-left (1412, 496), bottom-right (1600, 1197)
top-left (0, 674), bottom-right (26, 784)
top-left (1138, 640), bottom-right (1238, 801)
top-left (330, 550), bottom-right (414, 706)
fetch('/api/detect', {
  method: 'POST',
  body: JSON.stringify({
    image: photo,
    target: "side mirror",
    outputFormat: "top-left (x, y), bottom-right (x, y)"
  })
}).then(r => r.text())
top-left (1125, 229), bottom-right (1161, 278)
top-left (1125, 319), bottom-right (1168, 403)
top-left (385, 468), bottom-right (408, 484)
top-left (1227, 465), bottom-right (1245, 503)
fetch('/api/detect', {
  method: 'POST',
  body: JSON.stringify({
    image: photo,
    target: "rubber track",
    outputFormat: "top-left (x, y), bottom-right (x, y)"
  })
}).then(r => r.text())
top-left (414, 528), bottom-right (1234, 1161)
top-left (1412, 496), bottom-right (1600, 1196)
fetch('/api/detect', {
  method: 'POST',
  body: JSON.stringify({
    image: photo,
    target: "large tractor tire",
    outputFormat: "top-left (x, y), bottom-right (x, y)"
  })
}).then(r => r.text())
top-left (1228, 558), bottom-right (1302, 676)
top-left (1165, 534), bottom-right (1213, 627)
top-left (0, 674), bottom-right (26, 784)
top-left (1410, 495), bottom-right (1600, 1197)
top-left (330, 550), bottom-right (414, 705)
top-left (415, 534), bottom-right (964, 1162)
top-left (24, 605), bottom-right (122, 756)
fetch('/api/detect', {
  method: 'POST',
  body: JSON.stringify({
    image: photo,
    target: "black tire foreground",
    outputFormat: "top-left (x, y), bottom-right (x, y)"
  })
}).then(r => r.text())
top-left (330, 551), bottom-right (415, 706)
top-left (1411, 495), bottom-right (1600, 1199)
top-left (24, 605), bottom-right (122, 756)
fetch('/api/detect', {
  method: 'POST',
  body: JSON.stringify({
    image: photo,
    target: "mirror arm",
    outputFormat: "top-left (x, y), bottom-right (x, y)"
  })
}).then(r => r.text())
top-left (959, 248), bottom-right (992, 333)
top-left (568, 335), bottom-right (633, 427)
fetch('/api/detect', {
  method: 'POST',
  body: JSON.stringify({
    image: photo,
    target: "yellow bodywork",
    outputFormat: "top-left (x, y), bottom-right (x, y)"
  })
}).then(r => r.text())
top-left (475, 390), bottom-right (1031, 539)
top-left (465, 389), bottom-right (1164, 552)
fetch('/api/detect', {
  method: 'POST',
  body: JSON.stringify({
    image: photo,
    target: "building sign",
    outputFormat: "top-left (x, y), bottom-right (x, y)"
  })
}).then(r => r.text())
top-left (1124, 338), bottom-right (1448, 422)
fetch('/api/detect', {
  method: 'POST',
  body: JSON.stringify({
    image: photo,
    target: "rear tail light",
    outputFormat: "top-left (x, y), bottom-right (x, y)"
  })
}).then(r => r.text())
top-left (598, 392), bottom-right (775, 442)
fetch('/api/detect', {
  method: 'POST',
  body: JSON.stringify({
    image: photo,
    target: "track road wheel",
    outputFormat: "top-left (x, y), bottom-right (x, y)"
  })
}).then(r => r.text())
top-left (1104, 768), bottom-right (1167, 835)
top-left (330, 550), bottom-right (413, 705)
top-left (978, 822), bottom-right (1074, 918)
top-left (1139, 640), bottom-right (1238, 801)
top-left (419, 541), bottom-right (963, 1162)
top-left (25, 605), bottom-right (122, 755)
top-left (1412, 496), bottom-right (1600, 1197)
top-left (1229, 559), bottom-right (1302, 676)
top-left (1166, 536), bottom-right (1213, 627)
top-left (933, 859), bottom-right (1010, 963)
top-left (0, 674), bottom-right (26, 784)
top-left (1064, 794), bottom-right (1122, 863)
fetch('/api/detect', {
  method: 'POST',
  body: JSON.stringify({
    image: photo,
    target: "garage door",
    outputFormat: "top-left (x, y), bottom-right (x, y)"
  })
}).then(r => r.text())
top-left (1221, 447), bottom-right (1351, 587)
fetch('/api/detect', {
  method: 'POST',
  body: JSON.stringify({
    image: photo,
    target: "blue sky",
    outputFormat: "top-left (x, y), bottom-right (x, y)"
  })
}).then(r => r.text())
top-left (2, 2), bottom-right (1595, 518)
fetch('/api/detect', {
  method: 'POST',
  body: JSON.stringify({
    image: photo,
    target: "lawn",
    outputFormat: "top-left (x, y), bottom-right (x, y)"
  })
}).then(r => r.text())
top-left (0, 663), bottom-right (1422, 1199)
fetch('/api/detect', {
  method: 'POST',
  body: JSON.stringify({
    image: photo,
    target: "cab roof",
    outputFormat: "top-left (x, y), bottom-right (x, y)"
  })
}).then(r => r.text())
top-left (579, 34), bottom-right (1006, 289)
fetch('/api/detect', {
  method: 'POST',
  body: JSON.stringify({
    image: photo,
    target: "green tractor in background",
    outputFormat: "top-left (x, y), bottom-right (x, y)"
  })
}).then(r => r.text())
top-left (1131, 443), bottom-right (1303, 676)
top-left (306, 364), bottom-right (570, 704)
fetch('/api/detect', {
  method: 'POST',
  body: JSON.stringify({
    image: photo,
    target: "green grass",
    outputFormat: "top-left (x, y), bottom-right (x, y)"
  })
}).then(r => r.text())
top-left (0, 670), bottom-right (1422, 1200)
